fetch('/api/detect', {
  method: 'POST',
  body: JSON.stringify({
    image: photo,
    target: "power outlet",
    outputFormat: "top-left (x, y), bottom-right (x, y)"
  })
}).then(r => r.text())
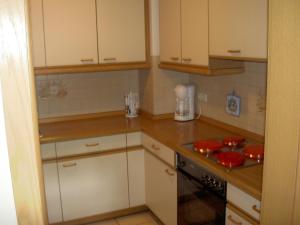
top-left (198, 93), bottom-right (208, 103)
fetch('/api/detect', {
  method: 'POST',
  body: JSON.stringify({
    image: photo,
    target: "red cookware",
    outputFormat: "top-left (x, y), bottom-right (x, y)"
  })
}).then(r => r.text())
top-left (223, 136), bottom-right (245, 147)
top-left (193, 140), bottom-right (223, 154)
top-left (243, 145), bottom-right (264, 161)
top-left (217, 152), bottom-right (245, 168)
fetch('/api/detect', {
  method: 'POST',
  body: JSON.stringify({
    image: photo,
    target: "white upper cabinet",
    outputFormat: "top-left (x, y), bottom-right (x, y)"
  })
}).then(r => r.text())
top-left (97, 0), bottom-right (146, 63)
top-left (181, 0), bottom-right (209, 66)
top-left (209, 0), bottom-right (268, 60)
top-left (43, 0), bottom-right (98, 66)
top-left (159, 0), bottom-right (182, 64)
top-left (159, 0), bottom-right (209, 66)
top-left (29, 0), bottom-right (46, 67)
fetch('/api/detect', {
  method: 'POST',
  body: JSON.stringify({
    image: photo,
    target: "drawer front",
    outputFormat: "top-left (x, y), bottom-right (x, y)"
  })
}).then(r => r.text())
top-left (127, 132), bottom-right (142, 147)
top-left (226, 207), bottom-right (254, 225)
top-left (56, 134), bottom-right (126, 157)
top-left (227, 184), bottom-right (261, 221)
top-left (41, 143), bottom-right (56, 160)
top-left (142, 133), bottom-right (175, 167)
top-left (101, 134), bottom-right (126, 150)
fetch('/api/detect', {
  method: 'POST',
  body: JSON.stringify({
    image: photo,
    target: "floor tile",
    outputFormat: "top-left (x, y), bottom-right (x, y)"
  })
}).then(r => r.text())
top-left (116, 212), bottom-right (155, 225)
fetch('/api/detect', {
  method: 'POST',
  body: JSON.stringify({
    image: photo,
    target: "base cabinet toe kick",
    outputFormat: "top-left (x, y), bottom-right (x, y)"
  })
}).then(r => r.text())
top-left (41, 132), bottom-right (261, 225)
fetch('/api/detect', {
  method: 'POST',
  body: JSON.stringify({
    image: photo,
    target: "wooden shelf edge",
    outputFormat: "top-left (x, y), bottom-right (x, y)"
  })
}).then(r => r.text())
top-left (210, 55), bottom-right (268, 63)
top-left (158, 62), bottom-right (245, 76)
top-left (34, 62), bottom-right (151, 75)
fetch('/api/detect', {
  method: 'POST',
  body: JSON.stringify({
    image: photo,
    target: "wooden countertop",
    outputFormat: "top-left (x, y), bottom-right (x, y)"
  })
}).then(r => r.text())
top-left (39, 115), bottom-right (263, 200)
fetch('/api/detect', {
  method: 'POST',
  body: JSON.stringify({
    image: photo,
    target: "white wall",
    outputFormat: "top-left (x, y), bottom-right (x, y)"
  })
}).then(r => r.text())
top-left (0, 85), bottom-right (18, 225)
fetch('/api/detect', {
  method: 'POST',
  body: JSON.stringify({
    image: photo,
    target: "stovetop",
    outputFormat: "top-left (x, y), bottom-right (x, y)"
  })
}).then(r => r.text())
top-left (182, 142), bottom-right (262, 170)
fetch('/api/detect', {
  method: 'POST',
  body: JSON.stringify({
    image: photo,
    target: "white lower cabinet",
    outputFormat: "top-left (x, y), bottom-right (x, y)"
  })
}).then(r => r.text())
top-left (145, 151), bottom-right (177, 225)
top-left (43, 162), bottom-right (63, 224)
top-left (226, 207), bottom-right (257, 225)
top-left (58, 153), bottom-right (129, 221)
top-left (128, 149), bottom-right (145, 207)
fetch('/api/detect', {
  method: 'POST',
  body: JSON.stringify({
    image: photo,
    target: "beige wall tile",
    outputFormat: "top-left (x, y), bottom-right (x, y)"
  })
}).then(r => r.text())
top-left (190, 62), bottom-right (267, 135)
top-left (36, 71), bottom-right (139, 118)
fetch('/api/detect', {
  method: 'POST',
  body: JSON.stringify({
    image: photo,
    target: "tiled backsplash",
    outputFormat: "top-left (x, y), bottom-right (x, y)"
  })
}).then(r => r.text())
top-left (36, 71), bottom-right (139, 118)
top-left (190, 62), bottom-right (267, 135)
top-left (35, 61), bottom-right (267, 135)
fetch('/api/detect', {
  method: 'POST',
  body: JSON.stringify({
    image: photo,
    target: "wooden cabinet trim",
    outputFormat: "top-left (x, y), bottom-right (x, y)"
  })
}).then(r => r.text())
top-left (159, 62), bottom-right (244, 76)
top-left (210, 55), bottom-right (268, 63)
top-left (227, 203), bottom-right (260, 225)
top-left (49, 205), bottom-right (147, 225)
top-left (34, 62), bottom-right (151, 75)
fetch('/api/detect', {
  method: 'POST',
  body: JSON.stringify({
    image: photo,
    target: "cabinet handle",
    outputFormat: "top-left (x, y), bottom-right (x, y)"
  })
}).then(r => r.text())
top-left (182, 58), bottom-right (192, 62)
top-left (81, 58), bottom-right (94, 63)
top-left (103, 57), bottom-right (117, 61)
top-left (228, 49), bottom-right (241, 53)
top-left (151, 144), bottom-right (160, 151)
top-left (165, 169), bottom-right (175, 176)
top-left (85, 143), bottom-right (99, 147)
top-left (63, 162), bottom-right (77, 168)
top-left (252, 205), bottom-right (261, 214)
top-left (227, 215), bottom-right (242, 225)
top-left (170, 57), bottom-right (179, 61)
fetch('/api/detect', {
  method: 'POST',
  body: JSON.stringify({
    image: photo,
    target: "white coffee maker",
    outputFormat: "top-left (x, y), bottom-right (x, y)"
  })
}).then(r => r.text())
top-left (174, 84), bottom-right (195, 121)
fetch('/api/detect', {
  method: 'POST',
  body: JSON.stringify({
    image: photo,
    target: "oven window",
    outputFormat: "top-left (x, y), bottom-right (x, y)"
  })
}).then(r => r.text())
top-left (178, 170), bottom-right (226, 225)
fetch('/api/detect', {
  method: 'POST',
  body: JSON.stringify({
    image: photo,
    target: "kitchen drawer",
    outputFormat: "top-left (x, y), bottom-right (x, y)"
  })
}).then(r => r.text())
top-left (142, 133), bottom-right (175, 167)
top-left (127, 132), bottom-right (142, 147)
top-left (56, 134), bottom-right (126, 157)
top-left (226, 205), bottom-right (259, 225)
top-left (41, 143), bottom-right (56, 160)
top-left (227, 183), bottom-right (261, 221)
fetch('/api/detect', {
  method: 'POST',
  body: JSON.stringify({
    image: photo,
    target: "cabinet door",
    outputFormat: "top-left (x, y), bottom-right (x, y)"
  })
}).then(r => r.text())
top-left (43, 0), bottom-right (98, 66)
top-left (209, 0), bottom-right (268, 59)
top-left (181, 0), bottom-right (209, 66)
top-left (58, 153), bottom-right (129, 221)
top-left (128, 149), bottom-right (145, 207)
top-left (145, 152), bottom-right (177, 225)
top-left (97, 0), bottom-right (146, 63)
top-left (159, 0), bottom-right (181, 64)
top-left (43, 162), bottom-right (63, 224)
top-left (28, 0), bottom-right (46, 67)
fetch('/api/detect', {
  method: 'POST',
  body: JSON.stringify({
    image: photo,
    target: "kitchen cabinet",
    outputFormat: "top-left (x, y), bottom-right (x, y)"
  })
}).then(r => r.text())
top-left (58, 153), bottom-right (129, 221)
top-left (159, 0), bottom-right (243, 75)
top-left (127, 149), bottom-right (145, 207)
top-left (55, 134), bottom-right (126, 157)
top-left (43, 0), bottom-right (98, 66)
top-left (181, 0), bottom-right (209, 66)
top-left (160, 0), bottom-right (208, 66)
top-left (226, 206), bottom-right (259, 225)
top-left (227, 183), bottom-right (261, 221)
top-left (97, 0), bottom-right (146, 63)
top-left (43, 162), bottom-right (63, 224)
top-left (28, 0), bottom-right (46, 67)
top-left (209, 0), bottom-right (268, 61)
top-left (159, 0), bottom-right (181, 64)
top-left (145, 151), bottom-right (177, 225)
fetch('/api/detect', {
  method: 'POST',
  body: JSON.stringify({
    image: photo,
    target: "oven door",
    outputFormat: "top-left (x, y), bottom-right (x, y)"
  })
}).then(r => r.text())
top-left (177, 169), bottom-right (226, 225)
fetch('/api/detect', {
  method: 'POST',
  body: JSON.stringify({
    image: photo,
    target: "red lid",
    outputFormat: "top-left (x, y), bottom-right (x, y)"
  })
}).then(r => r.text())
top-left (223, 136), bottom-right (245, 147)
top-left (193, 140), bottom-right (223, 154)
top-left (243, 145), bottom-right (264, 160)
top-left (217, 152), bottom-right (245, 168)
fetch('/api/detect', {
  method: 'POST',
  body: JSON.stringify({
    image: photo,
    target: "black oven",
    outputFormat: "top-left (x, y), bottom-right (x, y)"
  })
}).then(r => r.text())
top-left (176, 153), bottom-right (227, 225)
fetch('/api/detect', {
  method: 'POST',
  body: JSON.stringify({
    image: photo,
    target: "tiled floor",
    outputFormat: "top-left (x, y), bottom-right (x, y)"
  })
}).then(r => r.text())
top-left (87, 212), bottom-right (159, 225)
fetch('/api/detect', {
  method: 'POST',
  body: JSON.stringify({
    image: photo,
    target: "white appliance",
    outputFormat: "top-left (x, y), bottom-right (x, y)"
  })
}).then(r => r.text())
top-left (174, 84), bottom-right (195, 121)
top-left (125, 92), bottom-right (139, 118)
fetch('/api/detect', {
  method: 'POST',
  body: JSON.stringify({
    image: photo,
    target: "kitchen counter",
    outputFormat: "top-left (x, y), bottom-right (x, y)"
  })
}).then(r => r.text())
top-left (39, 115), bottom-right (263, 200)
